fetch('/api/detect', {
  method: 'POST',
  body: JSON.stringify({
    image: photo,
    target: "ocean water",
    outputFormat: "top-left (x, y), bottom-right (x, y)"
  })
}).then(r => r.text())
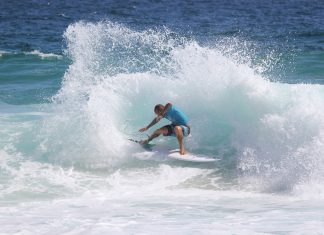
top-left (1, 0), bottom-right (324, 234)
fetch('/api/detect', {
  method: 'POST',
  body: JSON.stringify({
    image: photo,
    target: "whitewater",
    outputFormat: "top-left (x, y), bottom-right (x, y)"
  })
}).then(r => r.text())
top-left (1, 21), bottom-right (324, 234)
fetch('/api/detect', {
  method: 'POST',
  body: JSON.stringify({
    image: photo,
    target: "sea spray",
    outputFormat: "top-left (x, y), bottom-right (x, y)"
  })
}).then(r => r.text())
top-left (32, 21), bottom-right (324, 194)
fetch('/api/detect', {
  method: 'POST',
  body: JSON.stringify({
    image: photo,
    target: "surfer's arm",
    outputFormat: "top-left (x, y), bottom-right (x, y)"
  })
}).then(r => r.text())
top-left (139, 116), bottom-right (163, 132)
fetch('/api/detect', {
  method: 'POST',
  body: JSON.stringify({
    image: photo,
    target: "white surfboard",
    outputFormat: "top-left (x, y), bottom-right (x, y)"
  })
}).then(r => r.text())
top-left (167, 149), bottom-right (218, 163)
top-left (130, 140), bottom-right (218, 163)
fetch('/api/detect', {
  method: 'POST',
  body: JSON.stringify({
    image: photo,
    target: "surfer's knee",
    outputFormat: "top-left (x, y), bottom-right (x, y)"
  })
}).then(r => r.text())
top-left (174, 126), bottom-right (183, 137)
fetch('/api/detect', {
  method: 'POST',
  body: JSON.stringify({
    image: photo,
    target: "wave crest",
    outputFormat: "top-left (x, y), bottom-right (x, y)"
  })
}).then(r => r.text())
top-left (38, 21), bottom-right (324, 194)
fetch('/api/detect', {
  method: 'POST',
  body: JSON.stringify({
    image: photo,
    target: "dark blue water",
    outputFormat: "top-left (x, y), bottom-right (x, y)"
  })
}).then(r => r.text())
top-left (1, 0), bottom-right (324, 52)
top-left (1, 0), bottom-right (324, 97)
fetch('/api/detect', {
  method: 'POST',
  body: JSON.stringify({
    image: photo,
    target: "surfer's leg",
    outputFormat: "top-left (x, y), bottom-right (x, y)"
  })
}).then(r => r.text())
top-left (140, 126), bottom-right (168, 144)
top-left (174, 126), bottom-right (185, 155)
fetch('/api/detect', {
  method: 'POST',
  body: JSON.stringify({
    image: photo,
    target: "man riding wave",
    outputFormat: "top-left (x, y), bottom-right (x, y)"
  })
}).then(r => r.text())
top-left (139, 103), bottom-right (190, 155)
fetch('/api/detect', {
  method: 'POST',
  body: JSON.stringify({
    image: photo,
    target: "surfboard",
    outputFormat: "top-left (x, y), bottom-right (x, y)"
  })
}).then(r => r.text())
top-left (167, 149), bottom-right (218, 162)
top-left (129, 139), bottom-right (218, 163)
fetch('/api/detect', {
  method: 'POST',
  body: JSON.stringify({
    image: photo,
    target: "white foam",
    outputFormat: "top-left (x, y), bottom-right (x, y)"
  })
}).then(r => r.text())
top-left (0, 50), bottom-right (7, 57)
top-left (24, 50), bottom-right (63, 59)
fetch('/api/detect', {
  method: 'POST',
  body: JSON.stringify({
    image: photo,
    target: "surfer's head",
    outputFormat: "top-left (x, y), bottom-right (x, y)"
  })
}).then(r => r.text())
top-left (154, 104), bottom-right (164, 115)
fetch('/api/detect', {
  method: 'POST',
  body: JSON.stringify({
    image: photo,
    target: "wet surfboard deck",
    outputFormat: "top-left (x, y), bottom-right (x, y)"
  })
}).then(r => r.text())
top-left (167, 149), bottom-right (218, 162)
top-left (129, 139), bottom-right (218, 163)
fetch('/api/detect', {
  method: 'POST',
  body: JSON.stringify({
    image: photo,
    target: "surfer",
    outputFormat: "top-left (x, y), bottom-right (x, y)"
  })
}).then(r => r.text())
top-left (139, 103), bottom-right (190, 155)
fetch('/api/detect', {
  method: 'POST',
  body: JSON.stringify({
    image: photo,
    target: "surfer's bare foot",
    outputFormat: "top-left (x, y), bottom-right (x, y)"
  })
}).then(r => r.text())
top-left (180, 149), bottom-right (186, 155)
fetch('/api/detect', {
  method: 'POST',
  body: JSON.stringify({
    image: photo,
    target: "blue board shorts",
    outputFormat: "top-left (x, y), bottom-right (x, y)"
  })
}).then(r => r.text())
top-left (163, 124), bottom-right (190, 137)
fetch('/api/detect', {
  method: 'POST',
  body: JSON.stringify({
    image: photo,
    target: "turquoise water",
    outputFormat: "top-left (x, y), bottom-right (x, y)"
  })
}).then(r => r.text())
top-left (1, 1), bottom-right (324, 234)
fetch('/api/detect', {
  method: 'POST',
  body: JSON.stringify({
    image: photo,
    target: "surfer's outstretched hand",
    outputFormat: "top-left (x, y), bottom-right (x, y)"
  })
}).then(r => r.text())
top-left (139, 127), bottom-right (147, 132)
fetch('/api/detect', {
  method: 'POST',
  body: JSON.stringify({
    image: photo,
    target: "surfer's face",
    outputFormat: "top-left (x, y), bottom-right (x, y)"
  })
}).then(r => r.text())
top-left (154, 104), bottom-right (164, 116)
top-left (154, 109), bottom-right (162, 116)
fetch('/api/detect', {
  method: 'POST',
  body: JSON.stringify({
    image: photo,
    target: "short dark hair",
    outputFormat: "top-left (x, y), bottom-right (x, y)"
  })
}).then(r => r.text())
top-left (154, 104), bottom-right (164, 113)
